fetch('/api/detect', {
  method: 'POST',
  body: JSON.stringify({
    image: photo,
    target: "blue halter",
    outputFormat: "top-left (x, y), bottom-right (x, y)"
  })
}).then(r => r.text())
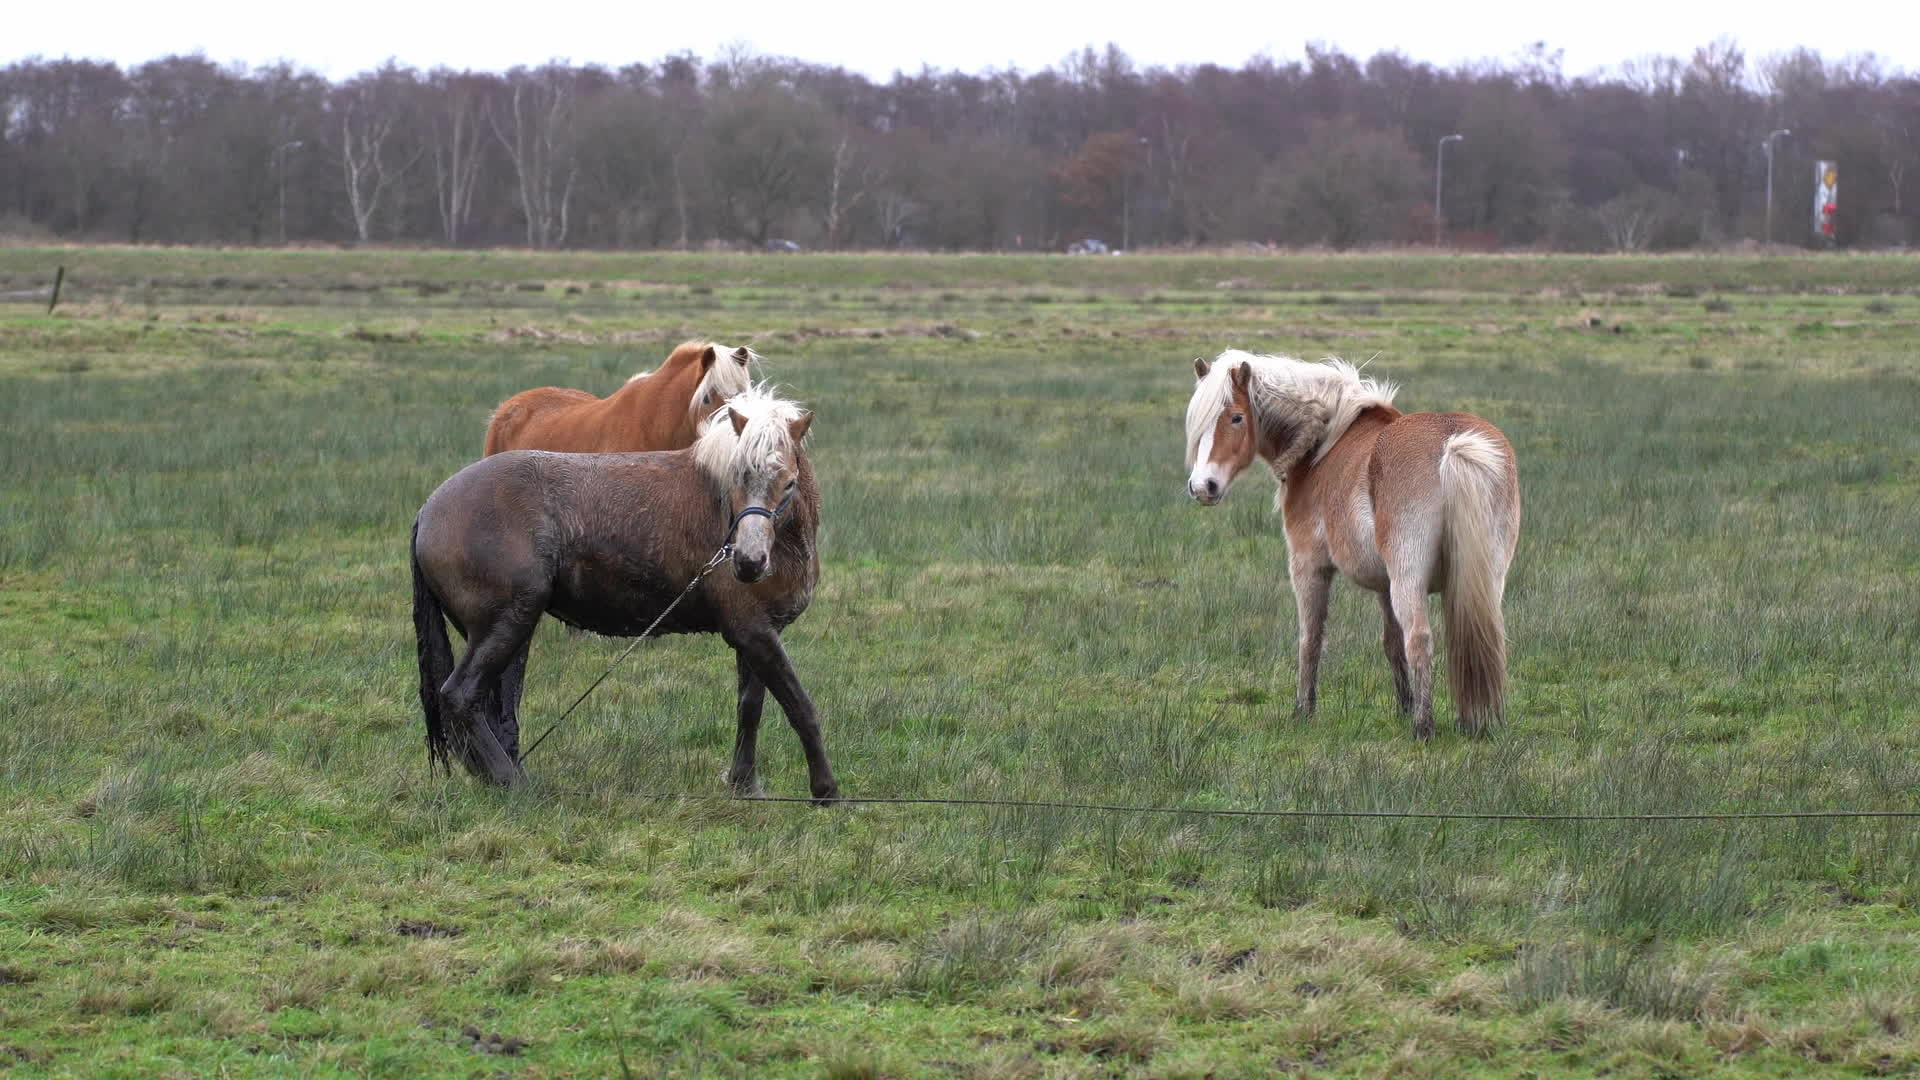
top-left (723, 487), bottom-right (795, 547)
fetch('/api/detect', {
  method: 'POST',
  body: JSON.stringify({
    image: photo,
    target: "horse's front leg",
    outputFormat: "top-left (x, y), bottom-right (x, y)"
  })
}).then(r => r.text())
top-left (730, 629), bottom-right (840, 805)
top-left (723, 651), bottom-right (769, 798)
top-left (1289, 560), bottom-right (1335, 719)
top-left (1377, 591), bottom-right (1415, 717)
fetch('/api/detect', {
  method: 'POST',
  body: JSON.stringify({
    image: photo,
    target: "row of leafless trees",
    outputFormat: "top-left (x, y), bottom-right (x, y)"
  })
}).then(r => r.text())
top-left (2, 41), bottom-right (1915, 251)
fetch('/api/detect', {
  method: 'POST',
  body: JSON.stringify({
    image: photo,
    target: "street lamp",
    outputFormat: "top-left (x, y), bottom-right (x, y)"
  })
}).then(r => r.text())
top-left (1763, 128), bottom-right (1789, 247)
top-left (274, 140), bottom-right (304, 245)
top-left (1434, 134), bottom-right (1463, 246)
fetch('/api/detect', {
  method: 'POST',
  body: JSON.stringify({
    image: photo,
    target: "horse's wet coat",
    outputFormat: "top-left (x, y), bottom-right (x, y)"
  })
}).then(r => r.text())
top-left (413, 387), bottom-right (837, 801)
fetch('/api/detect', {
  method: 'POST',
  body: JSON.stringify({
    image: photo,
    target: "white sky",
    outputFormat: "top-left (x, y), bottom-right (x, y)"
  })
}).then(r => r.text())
top-left (8, 0), bottom-right (1917, 83)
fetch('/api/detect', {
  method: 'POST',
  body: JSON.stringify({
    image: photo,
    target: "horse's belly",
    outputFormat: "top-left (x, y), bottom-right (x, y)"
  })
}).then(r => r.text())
top-left (1329, 494), bottom-right (1392, 592)
top-left (548, 574), bottom-right (714, 637)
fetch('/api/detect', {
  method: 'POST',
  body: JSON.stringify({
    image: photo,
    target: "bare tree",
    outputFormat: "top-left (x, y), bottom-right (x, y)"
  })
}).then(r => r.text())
top-left (1267, 118), bottom-right (1424, 249)
top-left (489, 65), bottom-right (580, 248)
top-left (707, 80), bottom-right (832, 247)
top-left (1593, 187), bottom-right (1675, 250)
top-left (427, 70), bottom-right (488, 246)
top-left (333, 67), bottom-right (421, 243)
top-left (822, 130), bottom-right (880, 248)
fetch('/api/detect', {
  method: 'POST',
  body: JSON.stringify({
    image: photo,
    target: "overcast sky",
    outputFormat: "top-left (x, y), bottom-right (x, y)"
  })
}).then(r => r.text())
top-left (9, 0), bottom-right (1917, 83)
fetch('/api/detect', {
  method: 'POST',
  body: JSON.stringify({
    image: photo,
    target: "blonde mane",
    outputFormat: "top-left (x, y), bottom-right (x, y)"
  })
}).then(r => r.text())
top-left (691, 383), bottom-right (807, 492)
top-left (625, 342), bottom-right (759, 406)
top-left (1185, 350), bottom-right (1398, 470)
top-left (688, 344), bottom-right (758, 415)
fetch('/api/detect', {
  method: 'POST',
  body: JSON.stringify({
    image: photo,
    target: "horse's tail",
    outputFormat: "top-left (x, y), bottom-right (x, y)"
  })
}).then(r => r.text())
top-left (1438, 430), bottom-right (1517, 735)
top-left (411, 520), bottom-right (455, 771)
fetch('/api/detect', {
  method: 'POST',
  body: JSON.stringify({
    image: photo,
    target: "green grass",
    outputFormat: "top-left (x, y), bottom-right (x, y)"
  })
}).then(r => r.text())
top-left (2, 248), bottom-right (1919, 1077)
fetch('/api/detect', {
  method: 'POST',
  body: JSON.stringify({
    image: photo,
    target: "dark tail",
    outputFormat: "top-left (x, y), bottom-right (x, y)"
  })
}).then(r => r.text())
top-left (411, 520), bottom-right (455, 771)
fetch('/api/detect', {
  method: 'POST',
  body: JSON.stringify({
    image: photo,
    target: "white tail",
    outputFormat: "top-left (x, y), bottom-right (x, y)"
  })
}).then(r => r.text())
top-left (1438, 431), bottom-right (1514, 734)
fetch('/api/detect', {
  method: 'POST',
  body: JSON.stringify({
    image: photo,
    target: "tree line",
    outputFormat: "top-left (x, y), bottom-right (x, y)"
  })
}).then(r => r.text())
top-left (2, 40), bottom-right (1914, 252)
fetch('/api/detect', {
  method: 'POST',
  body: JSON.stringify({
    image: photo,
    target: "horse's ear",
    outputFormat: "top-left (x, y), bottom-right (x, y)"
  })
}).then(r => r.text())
top-left (787, 412), bottom-right (812, 442)
top-left (700, 346), bottom-right (717, 371)
top-left (728, 407), bottom-right (748, 436)
top-left (1230, 361), bottom-right (1252, 392)
top-left (731, 346), bottom-right (752, 366)
top-left (1193, 356), bottom-right (1211, 380)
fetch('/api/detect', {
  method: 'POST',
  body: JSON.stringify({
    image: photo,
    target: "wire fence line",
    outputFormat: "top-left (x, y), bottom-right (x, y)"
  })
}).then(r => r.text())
top-left (555, 790), bottom-right (1920, 823)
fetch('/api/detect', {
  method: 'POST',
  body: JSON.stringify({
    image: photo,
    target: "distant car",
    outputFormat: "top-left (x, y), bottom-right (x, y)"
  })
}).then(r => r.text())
top-left (766, 239), bottom-right (803, 253)
top-left (1066, 237), bottom-right (1109, 255)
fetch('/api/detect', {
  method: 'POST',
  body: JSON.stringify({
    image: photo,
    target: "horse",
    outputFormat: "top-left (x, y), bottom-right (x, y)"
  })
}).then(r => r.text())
top-left (1183, 350), bottom-right (1521, 739)
top-left (482, 341), bottom-right (757, 456)
top-left (411, 384), bottom-right (839, 802)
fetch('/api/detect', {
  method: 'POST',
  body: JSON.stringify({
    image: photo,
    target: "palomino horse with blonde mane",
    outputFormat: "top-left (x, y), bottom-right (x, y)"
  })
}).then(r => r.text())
top-left (1184, 350), bottom-right (1521, 739)
top-left (412, 385), bottom-right (838, 801)
top-left (482, 341), bottom-right (757, 455)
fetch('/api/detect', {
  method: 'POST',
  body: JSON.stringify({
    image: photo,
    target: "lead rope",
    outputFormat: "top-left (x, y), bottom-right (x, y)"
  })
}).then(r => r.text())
top-left (516, 489), bottom-right (795, 765)
top-left (516, 542), bottom-right (734, 764)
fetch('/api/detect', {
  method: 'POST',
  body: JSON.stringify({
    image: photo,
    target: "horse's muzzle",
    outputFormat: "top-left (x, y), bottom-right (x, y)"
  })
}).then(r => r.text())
top-left (733, 553), bottom-right (768, 582)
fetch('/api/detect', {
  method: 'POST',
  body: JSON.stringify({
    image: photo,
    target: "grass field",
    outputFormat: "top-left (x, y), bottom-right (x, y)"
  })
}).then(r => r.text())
top-left (2, 246), bottom-right (1918, 1077)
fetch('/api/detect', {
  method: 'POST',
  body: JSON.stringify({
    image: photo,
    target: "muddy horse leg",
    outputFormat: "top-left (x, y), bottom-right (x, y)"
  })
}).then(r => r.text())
top-left (723, 652), bottom-right (769, 797)
top-left (497, 641), bottom-right (531, 763)
top-left (441, 614), bottom-right (538, 785)
top-left (729, 629), bottom-right (839, 804)
top-left (1378, 591), bottom-right (1415, 717)
top-left (1289, 560), bottom-right (1335, 719)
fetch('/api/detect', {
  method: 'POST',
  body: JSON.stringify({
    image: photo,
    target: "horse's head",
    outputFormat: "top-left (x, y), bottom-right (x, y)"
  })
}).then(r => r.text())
top-left (687, 344), bottom-right (758, 434)
top-left (696, 387), bottom-right (812, 583)
top-left (1185, 355), bottom-right (1257, 505)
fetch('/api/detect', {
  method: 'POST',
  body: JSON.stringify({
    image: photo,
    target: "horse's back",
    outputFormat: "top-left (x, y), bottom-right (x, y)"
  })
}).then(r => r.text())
top-left (484, 385), bottom-right (610, 455)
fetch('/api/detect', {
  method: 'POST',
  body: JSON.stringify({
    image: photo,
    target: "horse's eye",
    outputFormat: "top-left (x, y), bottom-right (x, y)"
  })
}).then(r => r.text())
top-left (1230, 413), bottom-right (1245, 426)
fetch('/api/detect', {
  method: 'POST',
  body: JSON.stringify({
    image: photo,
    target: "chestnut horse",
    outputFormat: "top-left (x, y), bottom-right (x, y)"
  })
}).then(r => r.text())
top-left (482, 341), bottom-right (757, 455)
top-left (412, 385), bottom-right (838, 801)
top-left (1183, 350), bottom-right (1521, 738)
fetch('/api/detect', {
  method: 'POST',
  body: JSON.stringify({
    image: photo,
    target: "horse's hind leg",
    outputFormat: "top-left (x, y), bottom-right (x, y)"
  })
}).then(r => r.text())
top-left (442, 616), bottom-right (538, 785)
top-left (723, 652), bottom-right (769, 798)
top-left (1377, 591), bottom-right (1415, 717)
top-left (496, 641), bottom-right (531, 762)
top-left (1387, 575), bottom-right (1436, 739)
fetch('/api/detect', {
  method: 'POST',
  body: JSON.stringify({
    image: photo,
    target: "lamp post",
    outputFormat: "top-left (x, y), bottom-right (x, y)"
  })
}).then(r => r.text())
top-left (274, 140), bottom-right (304, 245)
top-left (1763, 128), bottom-right (1789, 247)
top-left (1434, 133), bottom-right (1463, 246)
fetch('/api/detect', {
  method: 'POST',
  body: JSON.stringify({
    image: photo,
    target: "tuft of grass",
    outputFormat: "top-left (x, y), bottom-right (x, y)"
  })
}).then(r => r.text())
top-left (1506, 943), bottom-right (1722, 1021)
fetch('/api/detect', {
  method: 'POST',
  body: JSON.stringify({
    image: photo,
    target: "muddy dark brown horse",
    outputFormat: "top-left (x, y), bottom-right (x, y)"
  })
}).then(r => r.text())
top-left (482, 341), bottom-right (756, 456)
top-left (411, 385), bottom-right (838, 801)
